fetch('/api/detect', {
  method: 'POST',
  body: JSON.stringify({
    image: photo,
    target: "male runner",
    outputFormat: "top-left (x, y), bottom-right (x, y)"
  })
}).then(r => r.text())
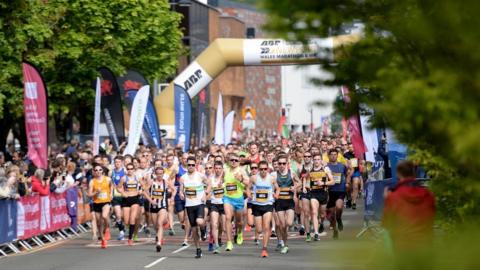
top-left (247, 161), bottom-right (279, 258)
top-left (111, 156), bottom-right (126, 240)
top-left (306, 153), bottom-right (334, 241)
top-left (164, 154), bottom-right (178, 236)
top-left (175, 153), bottom-right (190, 246)
top-left (179, 157), bottom-right (211, 258)
top-left (299, 151), bottom-right (313, 239)
top-left (327, 149), bottom-right (350, 239)
top-left (273, 155), bottom-right (300, 253)
top-left (209, 161), bottom-right (226, 254)
top-left (223, 153), bottom-right (249, 251)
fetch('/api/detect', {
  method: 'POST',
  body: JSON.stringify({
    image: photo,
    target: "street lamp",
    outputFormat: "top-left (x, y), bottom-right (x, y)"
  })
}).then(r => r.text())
top-left (285, 103), bottom-right (292, 127)
top-left (309, 107), bottom-right (313, 132)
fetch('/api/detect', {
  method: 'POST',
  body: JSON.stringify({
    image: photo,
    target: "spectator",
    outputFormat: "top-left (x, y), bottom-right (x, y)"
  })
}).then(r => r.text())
top-left (0, 175), bottom-right (19, 199)
top-left (31, 169), bottom-right (50, 196)
top-left (0, 151), bottom-right (5, 168)
top-left (382, 160), bottom-right (435, 253)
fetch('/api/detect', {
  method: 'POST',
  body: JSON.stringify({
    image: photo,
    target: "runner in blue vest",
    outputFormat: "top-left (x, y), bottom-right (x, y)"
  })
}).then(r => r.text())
top-left (326, 149), bottom-right (351, 239)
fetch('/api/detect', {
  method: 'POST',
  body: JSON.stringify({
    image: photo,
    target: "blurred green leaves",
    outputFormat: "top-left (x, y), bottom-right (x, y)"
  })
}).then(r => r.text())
top-left (0, 0), bottom-right (182, 121)
top-left (262, 0), bottom-right (480, 225)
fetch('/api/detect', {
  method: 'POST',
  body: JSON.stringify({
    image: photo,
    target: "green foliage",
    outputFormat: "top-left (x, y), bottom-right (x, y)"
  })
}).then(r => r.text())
top-left (262, 0), bottom-right (480, 224)
top-left (0, 0), bottom-right (182, 121)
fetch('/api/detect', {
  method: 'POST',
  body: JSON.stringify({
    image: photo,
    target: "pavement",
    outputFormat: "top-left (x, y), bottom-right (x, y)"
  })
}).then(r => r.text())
top-left (0, 201), bottom-right (371, 270)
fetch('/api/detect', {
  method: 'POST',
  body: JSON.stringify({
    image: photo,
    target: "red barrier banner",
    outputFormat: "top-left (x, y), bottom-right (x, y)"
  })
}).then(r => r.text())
top-left (17, 195), bottom-right (41, 240)
top-left (49, 192), bottom-right (70, 232)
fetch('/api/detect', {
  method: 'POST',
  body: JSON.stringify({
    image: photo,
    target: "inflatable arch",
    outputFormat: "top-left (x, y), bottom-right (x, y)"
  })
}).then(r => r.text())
top-left (154, 35), bottom-right (359, 138)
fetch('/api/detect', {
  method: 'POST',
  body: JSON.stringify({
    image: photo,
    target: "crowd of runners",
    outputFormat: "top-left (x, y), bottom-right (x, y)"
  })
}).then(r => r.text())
top-left (0, 133), bottom-right (365, 258)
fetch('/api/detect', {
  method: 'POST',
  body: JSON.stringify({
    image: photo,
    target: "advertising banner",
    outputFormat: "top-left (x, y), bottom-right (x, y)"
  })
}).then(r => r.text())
top-left (124, 86), bottom-right (150, 155)
top-left (49, 192), bottom-right (70, 232)
top-left (214, 93), bottom-right (224, 145)
top-left (22, 62), bottom-right (48, 169)
top-left (224, 111), bottom-right (235, 145)
top-left (98, 67), bottom-right (125, 150)
top-left (196, 89), bottom-right (209, 147)
top-left (93, 78), bottom-right (101, 155)
top-left (17, 195), bottom-right (41, 239)
top-left (0, 199), bottom-right (17, 244)
top-left (174, 85), bottom-right (192, 151)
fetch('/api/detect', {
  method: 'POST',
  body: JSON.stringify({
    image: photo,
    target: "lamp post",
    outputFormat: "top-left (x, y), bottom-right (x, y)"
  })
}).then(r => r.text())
top-left (285, 103), bottom-right (292, 129)
top-left (309, 107), bottom-right (313, 132)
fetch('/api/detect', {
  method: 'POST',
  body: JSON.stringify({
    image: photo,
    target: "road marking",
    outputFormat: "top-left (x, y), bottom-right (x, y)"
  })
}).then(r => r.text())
top-left (144, 257), bottom-right (167, 268)
top-left (172, 245), bottom-right (190, 254)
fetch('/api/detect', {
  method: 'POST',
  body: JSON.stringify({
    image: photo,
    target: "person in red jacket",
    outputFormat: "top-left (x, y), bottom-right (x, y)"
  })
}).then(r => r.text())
top-left (383, 160), bottom-right (435, 253)
top-left (31, 169), bottom-right (50, 196)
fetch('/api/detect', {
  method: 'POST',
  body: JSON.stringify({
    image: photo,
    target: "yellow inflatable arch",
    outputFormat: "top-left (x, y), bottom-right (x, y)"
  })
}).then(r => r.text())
top-left (154, 35), bottom-right (358, 138)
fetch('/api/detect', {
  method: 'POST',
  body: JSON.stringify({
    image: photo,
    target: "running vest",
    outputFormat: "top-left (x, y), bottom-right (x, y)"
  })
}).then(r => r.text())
top-left (210, 176), bottom-right (224, 205)
top-left (327, 163), bottom-right (347, 192)
top-left (251, 174), bottom-right (274, 206)
top-left (276, 170), bottom-right (294, 200)
top-left (92, 176), bottom-right (111, 204)
top-left (150, 180), bottom-right (167, 208)
top-left (124, 175), bottom-right (141, 193)
top-left (182, 171), bottom-right (205, 207)
top-left (223, 166), bottom-right (245, 199)
top-left (309, 167), bottom-right (328, 192)
top-left (112, 168), bottom-right (125, 197)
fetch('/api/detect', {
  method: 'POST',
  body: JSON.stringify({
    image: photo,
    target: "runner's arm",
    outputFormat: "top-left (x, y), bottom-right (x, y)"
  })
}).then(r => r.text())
top-left (87, 180), bottom-right (95, 198)
top-left (272, 178), bottom-right (280, 200)
top-left (117, 177), bottom-right (127, 197)
top-left (325, 168), bottom-right (335, 186)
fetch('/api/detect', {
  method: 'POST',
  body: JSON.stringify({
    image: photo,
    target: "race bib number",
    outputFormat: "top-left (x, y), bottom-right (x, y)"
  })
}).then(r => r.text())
top-left (152, 189), bottom-right (164, 200)
top-left (213, 188), bottom-right (224, 199)
top-left (226, 184), bottom-right (238, 195)
top-left (185, 187), bottom-right (197, 199)
top-left (255, 190), bottom-right (268, 202)
top-left (97, 192), bottom-right (107, 200)
top-left (279, 187), bottom-right (292, 199)
top-left (333, 173), bottom-right (342, 184)
top-left (350, 158), bottom-right (358, 168)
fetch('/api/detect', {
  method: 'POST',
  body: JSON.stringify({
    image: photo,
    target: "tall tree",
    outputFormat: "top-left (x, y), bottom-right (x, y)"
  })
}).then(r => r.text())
top-left (262, 0), bottom-right (480, 225)
top-left (0, 0), bottom-right (183, 149)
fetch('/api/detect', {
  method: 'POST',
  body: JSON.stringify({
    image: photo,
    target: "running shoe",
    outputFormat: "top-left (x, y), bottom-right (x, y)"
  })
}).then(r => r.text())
top-left (182, 241), bottom-right (188, 247)
top-left (271, 230), bottom-right (277, 237)
top-left (128, 239), bottom-right (133, 246)
top-left (225, 241), bottom-right (233, 251)
top-left (101, 240), bottom-right (107, 249)
top-left (117, 230), bottom-right (125, 241)
top-left (275, 243), bottom-right (283, 251)
top-left (133, 234), bottom-right (138, 242)
top-left (104, 228), bottom-right (111, 241)
top-left (338, 218), bottom-right (344, 231)
top-left (319, 223), bottom-right (325, 234)
top-left (254, 238), bottom-right (260, 246)
top-left (299, 226), bottom-right (305, 236)
top-left (201, 228), bottom-right (207, 241)
top-left (138, 224), bottom-right (146, 233)
top-left (195, 248), bottom-right (203, 259)
top-left (144, 227), bottom-right (151, 235)
top-left (236, 231), bottom-right (243, 245)
top-left (280, 246), bottom-right (289, 254)
top-left (261, 249), bottom-right (269, 258)
top-left (213, 245), bottom-right (220, 254)
top-left (169, 228), bottom-right (175, 236)
top-left (305, 233), bottom-right (312, 242)
top-left (314, 233), bottom-right (320, 241)
top-left (352, 203), bottom-right (357, 210)
top-left (156, 245), bottom-right (162, 252)
top-left (208, 243), bottom-right (214, 252)
top-left (245, 225), bottom-right (252, 232)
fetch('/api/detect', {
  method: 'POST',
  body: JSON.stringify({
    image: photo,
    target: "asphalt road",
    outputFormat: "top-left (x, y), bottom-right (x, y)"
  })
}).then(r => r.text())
top-left (1, 202), bottom-right (371, 270)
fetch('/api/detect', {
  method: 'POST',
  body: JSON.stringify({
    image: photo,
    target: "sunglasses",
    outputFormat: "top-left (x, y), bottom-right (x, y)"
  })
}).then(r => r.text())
top-left (259, 168), bottom-right (268, 171)
top-left (94, 169), bottom-right (103, 172)
top-left (127, 168), bottom-right (134, 171)
top-left (187, 164), bottom-right (196, 167)
top-left (206, 167), bottom-right (213, 169)
top-left (230, 159), bottom-right (239, 162)
top-left (251, 167), bottom-right (258, 170)
top-left (278, 162), bottom-right (287, 165)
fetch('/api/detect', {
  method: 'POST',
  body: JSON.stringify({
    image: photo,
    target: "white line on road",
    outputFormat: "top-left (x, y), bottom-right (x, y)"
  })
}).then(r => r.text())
top-left (144, 257), bottom-right (168, 268)
top-left (172, 245), bottom-right (190, 254)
